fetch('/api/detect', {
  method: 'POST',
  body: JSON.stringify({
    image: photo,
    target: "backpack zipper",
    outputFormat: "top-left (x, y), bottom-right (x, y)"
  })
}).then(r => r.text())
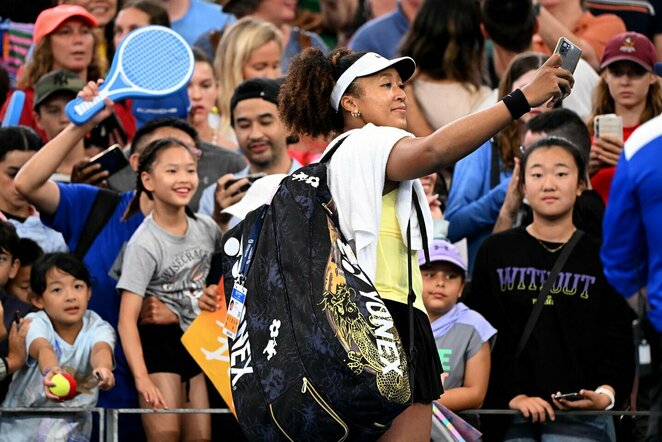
top-left (301, 377), bottom-right (349, 441)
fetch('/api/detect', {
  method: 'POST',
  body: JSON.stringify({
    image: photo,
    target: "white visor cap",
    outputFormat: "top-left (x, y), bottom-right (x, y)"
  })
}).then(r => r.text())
top-left (329, 52), bottom-right (416, 111)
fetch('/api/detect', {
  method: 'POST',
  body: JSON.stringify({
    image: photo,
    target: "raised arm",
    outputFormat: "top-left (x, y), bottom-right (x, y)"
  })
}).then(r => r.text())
top-left (386, 55), bottom-right (573, 181)
top-left (14, 81), bottom-right (114, 216)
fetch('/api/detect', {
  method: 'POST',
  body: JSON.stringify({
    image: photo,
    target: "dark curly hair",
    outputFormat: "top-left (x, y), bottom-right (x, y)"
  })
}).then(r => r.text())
top-left (279, 47), bottom-right (365, 139)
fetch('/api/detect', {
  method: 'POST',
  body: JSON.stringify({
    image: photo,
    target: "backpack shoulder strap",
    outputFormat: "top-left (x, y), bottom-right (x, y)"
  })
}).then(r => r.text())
top-left (405, 189), bottom-right (430, 389)
top-left (320, 135), bottom-right (349, 163)
top-left (515, 229), bottom-right (584, 358)
top-left (73, 188), bottom-right (122, 260)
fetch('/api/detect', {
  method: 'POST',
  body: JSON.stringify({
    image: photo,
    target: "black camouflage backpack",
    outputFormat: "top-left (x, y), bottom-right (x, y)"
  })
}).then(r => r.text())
top-left (220, 139), bottom-right (428, 441)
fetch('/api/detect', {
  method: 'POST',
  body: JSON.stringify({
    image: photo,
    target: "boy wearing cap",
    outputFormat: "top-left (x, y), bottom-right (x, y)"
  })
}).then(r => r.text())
top-left (33, 70), bottom-right (84, 142)
top-left (420, 239), bottom-right (495, 414)
top-left (198, 78), bottom-right (301, 231)
top-left (32, 70), bottom-right (89, 183)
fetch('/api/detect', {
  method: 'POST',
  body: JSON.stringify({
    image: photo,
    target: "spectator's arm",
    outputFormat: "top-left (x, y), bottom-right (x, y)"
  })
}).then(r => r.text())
top-left (211, 174), bottom-right (250, 231)
top-left (445, 144), bottom-right (509, 242)
top-left (15, 81), bottom-right (114, 216)
top-left (30, 336), bottom-right (65, 400)
top-left (91, 341), bottom-right (115, 391)
top-left (534, 4), bottom-right (602, 69)
top-left (118, 291), bottom-right (166, 408)
top-left (493, 158), bottom-right (522, 233)
top-left (4, 318), bottom-right (31, 376)
top-left (438, 342), bottom-right (491, 410)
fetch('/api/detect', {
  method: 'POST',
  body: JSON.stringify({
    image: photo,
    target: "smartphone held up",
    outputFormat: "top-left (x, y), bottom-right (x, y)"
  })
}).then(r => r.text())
top-left (81, 144), bottom-right (130, 183)
top-left (594, 114), bottom-right (623, 144)
top-left (554, 37), bottom-right (582, 74)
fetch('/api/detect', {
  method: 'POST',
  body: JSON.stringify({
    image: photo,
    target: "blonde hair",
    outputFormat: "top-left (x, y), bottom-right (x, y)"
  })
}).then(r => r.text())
top-left (18, 34), bottom-right (100, 89)
top-left (214, 17), bottom-right (282, 135)
top-left (588, 75), bottom-right (662, 135)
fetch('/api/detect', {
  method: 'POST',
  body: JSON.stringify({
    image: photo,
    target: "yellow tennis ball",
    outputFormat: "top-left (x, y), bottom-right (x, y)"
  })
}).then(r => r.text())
top-left (49, 373), bottom-right (72, 398)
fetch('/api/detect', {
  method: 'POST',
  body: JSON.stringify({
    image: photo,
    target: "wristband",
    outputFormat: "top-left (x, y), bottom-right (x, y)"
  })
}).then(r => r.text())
top-left (502, 88), bottom-right (531, 120)
top-left (41, 367), bottom-right (55, 377)
top-left (595, 387), bottom-right (615, 410)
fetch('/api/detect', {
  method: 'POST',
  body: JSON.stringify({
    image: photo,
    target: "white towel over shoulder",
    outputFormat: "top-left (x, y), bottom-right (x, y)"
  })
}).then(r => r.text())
top-left (322, 123), bottom-right (433, 280)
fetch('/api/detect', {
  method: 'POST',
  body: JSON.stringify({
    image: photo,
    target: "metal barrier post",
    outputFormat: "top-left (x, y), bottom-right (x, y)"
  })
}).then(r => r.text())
top-left (106, 408), bottom-right (119, 442)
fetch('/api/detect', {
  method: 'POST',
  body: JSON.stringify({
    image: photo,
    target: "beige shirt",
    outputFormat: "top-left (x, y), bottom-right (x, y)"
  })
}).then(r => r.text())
top-left (413, 79), bottom-right (492, 129)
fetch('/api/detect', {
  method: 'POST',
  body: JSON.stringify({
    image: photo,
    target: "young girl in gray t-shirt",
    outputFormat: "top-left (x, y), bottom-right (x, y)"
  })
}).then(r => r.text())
top-left (117, 138), bottom-right (221, 442)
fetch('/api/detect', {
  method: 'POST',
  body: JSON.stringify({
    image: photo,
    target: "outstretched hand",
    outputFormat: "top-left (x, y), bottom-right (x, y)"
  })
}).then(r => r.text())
top-left (520, 54), bottom-right (574, 109)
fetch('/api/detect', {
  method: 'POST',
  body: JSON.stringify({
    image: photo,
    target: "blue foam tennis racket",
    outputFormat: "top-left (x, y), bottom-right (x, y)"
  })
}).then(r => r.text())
top-left (1, 90), bottom-right (25, 127)
top-left (65, 25), bottom-right (194, 125)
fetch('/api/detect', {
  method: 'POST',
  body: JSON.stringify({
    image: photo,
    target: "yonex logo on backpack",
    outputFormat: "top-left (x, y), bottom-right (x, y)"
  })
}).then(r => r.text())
top-left (220, 141), bottom-right (416, 440)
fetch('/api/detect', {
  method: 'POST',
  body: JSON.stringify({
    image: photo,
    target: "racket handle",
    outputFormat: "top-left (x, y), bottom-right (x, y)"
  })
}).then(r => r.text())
top-left (65, 91), bottom-right (109, 125)
top-left (1, 91), bottom-right (25, 128)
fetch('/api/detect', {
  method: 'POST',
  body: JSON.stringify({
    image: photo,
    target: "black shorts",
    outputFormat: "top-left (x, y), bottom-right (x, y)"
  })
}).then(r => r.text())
top-left (384, 299), bottom-right (444, 404)
top-left (139, 323), bottom-right (202, 381)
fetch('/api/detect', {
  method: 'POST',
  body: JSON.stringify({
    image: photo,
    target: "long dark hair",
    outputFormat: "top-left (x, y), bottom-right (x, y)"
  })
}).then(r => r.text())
top-left (399, 0), bottom-right (484, 88)
top-left (122, 137), bottom-right (198, 220)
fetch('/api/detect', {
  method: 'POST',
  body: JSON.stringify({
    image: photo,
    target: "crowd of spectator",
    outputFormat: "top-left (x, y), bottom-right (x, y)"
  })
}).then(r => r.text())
top-left (0, 0), bottom-right (659, 441)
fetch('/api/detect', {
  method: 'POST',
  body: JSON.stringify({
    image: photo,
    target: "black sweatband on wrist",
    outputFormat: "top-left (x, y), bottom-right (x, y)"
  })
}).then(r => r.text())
top-left (502, 88), bottom-right (531, 120)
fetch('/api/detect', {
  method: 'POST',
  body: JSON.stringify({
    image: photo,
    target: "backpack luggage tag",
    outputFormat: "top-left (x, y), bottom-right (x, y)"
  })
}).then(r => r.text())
top-left (223, 205), bottom-right (268, 339)
top-left (224, 281), bottom-right (246, 339)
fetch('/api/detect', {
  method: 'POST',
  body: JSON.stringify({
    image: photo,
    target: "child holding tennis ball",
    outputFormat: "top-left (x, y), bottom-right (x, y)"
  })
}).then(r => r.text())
top-left (0, 253), bottom-right (115, 441)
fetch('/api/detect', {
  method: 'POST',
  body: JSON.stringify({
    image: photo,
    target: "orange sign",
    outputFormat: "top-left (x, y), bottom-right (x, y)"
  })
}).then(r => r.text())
top-left (181, 278), bottom-right (235, 416)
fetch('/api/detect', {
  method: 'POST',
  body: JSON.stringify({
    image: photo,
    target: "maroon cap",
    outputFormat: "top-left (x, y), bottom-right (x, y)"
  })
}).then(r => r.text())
top-left (600, 32), bottom-right (657, 71)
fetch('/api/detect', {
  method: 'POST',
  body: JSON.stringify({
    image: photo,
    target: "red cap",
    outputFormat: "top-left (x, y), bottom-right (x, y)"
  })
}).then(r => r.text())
top-left (33, 5), bottom-right (98, 44)
top-left (600, 32), bottom-right (657, 71)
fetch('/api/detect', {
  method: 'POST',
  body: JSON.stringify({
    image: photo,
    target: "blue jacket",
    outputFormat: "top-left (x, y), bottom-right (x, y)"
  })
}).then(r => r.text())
top-left (445, 140), bottom-right (511, 274)
top-left (601, 114), bottom-right (662, 332)
top-left (348, 4), bottom-right (409, 59)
